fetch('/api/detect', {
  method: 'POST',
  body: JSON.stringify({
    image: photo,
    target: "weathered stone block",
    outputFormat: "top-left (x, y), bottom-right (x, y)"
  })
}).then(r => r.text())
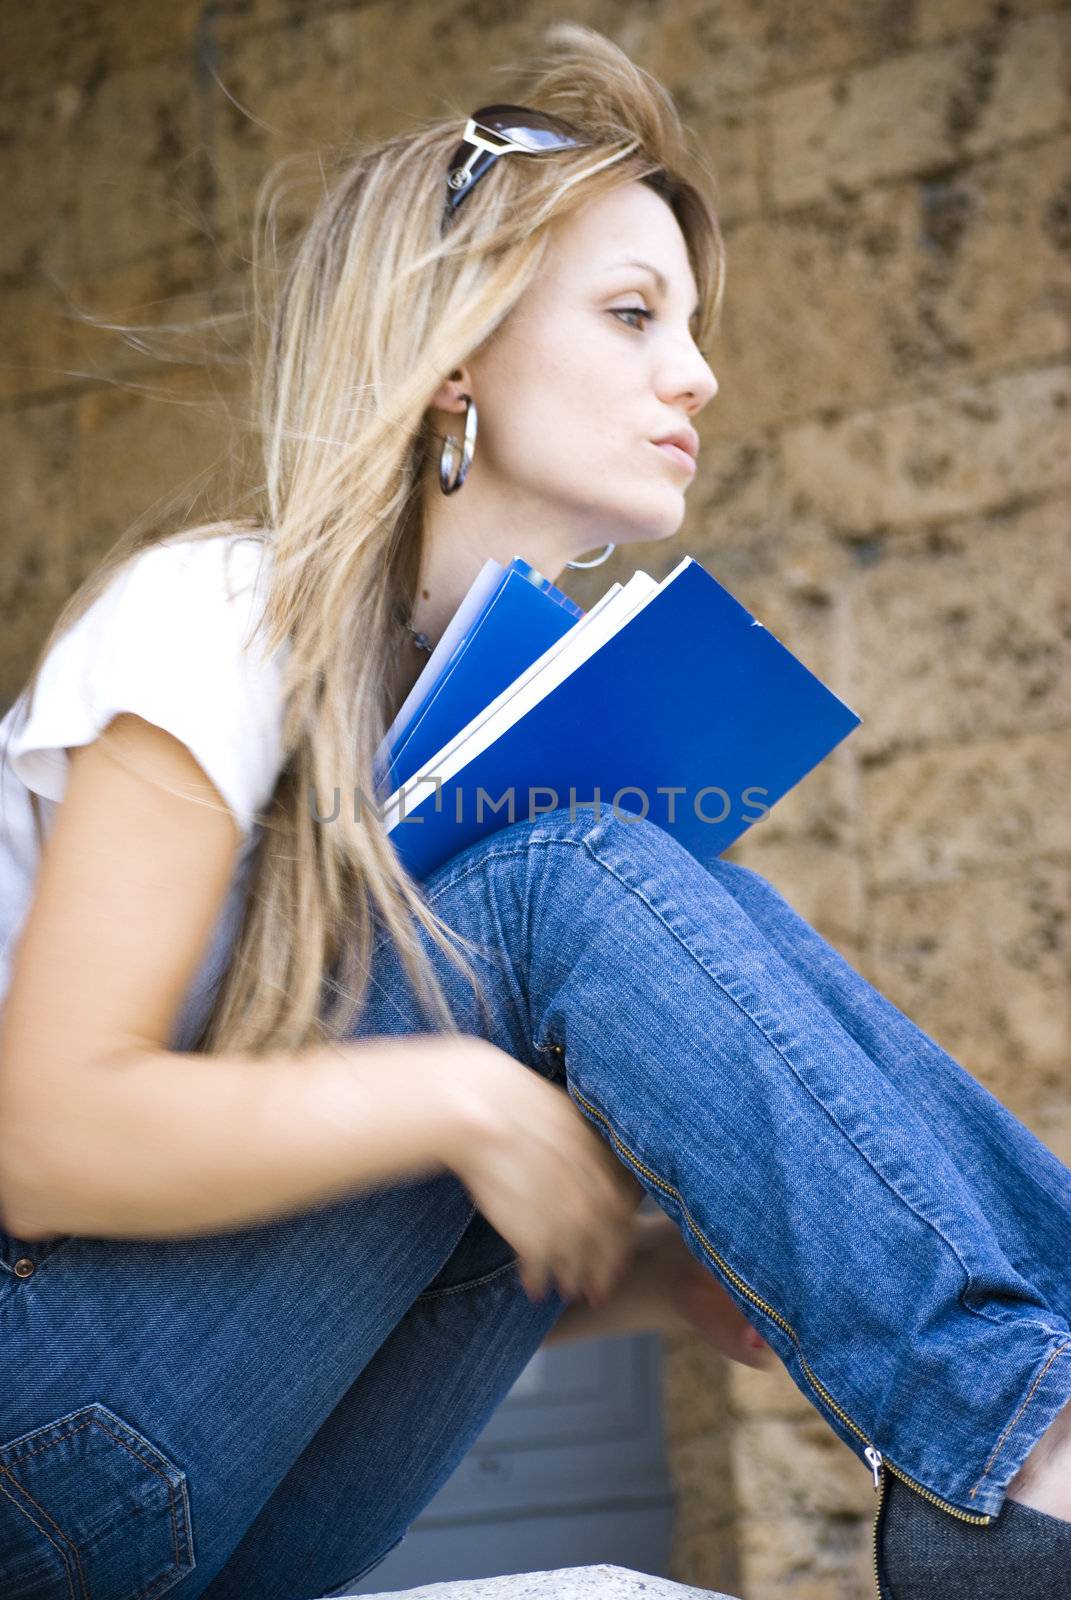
top-left (73, 364), bottom-right (248, 581)
top-left (780, 365), bottom-right (1071, 532)
top-left (954, 10), bottom-right (1071, 159)
top-left (913, 0), bottom-right (1054, 47)
top-left (212, 0), bottom-right (384, 41)
top-left (0, 403), bottom-right (77, 596)
top-left (667, 1434), bottom-right (737, 1533)
top-left (851, 497), bottom-right (1071, 756)
top-left (0, 241), bottom-right (219, 403)
top-left (727, 1355), bottom-right (816, 1421)
top-left (74, 61), bottom-right (204, 273)
top-left (663, 1328), bottom-right (736, 1442)
top-left (718, 133), bottom-right (1071, 431)
top-left (681, 105), bottom-right (762, 226)
top-left (210, 3), bottom-right (548, 236)
top-left (0, 401), bottom-right (79, 705)
top-left (736, 1509), bottom-right (874, 1600)
top-left (667, 1512), bottom-right (741, 1600)
top-left (733, 1415), bottom-right (875, 1517)
top-left (0, 0), bottom-right (203, 100)
top-left (349, 1567), bottom-right (741, 1600)
top-left (0, 88), bottom-right (78, 288)
top-left (665, 1429), bottom-right (740, 1594)
top-left (864, 730), bottom-right (1071, 892)
top-left (0, 286), bottom-right (81, 404)
top-left (769, 40), bottom-right (972, 209)
top-left (768, 14), bottom-right (1070, 210)
top-left (867, 859), bottom-right (1071, 1124)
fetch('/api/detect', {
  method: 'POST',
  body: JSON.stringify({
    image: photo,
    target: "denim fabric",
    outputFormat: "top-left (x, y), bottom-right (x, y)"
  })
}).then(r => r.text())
top-left (2, 805), bottom-right (1069, 1600)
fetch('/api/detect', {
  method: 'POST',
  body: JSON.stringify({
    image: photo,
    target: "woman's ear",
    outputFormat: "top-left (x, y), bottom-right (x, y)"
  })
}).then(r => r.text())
top-left (427, 367), bottom-right (472, 414)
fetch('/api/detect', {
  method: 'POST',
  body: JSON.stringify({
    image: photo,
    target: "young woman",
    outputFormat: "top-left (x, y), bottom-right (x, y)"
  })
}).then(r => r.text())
top-left (1, 23), bottom-right (1068, 1600)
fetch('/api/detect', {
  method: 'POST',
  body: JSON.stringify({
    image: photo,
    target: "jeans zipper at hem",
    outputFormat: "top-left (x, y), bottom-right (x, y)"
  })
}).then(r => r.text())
top-left (564, 1074), bottom-right (995, 1542)
top-left (869, 1446), bottom-right (889, 1598)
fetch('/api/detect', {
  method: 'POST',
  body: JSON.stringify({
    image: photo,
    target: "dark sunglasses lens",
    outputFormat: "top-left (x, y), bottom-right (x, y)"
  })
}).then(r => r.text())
top-left (468, 103), bottom-right (581, 152)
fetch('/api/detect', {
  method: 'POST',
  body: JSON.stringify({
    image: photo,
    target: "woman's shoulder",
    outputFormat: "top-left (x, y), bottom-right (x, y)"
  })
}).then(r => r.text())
top-left (111, 530), bottom-right (280, 657)
top-left (134, 529), bottom-right (273, 602)
top-left (2, 528), bottom-right (289, 835)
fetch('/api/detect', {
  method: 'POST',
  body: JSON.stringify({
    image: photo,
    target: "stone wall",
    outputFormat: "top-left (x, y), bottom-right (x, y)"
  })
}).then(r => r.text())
top-left (2, 4), bottom-right (1068, 1596)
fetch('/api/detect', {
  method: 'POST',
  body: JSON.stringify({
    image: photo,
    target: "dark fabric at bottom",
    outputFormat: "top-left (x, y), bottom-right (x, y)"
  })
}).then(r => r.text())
top-left (879, 1472), bottom-right (1071, 1598)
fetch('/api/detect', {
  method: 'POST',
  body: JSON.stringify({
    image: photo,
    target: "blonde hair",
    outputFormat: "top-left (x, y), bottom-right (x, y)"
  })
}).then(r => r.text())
top-left (5, 21), bottom-right (727, 1057)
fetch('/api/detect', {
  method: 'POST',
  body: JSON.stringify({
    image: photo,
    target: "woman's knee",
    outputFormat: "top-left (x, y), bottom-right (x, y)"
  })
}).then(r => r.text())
top-left (507, 800), bottom-right (677, 858)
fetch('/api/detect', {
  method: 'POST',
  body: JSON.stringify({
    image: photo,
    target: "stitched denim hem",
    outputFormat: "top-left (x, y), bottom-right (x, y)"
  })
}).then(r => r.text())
top-left (967, 1342), bottom-right (1071, 1513)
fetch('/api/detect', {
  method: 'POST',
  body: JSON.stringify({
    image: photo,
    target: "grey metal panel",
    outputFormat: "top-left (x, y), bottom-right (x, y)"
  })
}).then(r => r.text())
top-left (429, 1334), bottom-right (672, 1519)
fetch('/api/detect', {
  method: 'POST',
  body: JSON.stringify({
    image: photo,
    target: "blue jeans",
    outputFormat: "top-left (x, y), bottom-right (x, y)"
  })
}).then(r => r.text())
top-left (2, 806), bottom-right (1070, 1600)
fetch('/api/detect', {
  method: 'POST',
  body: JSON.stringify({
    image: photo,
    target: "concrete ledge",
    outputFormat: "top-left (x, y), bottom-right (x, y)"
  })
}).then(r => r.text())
top-left (324, 1564), bottom-right (739, 1599)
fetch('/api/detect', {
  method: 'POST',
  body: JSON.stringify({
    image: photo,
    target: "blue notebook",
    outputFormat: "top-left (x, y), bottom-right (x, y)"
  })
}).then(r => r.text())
top-left (376, 553), bottom-right (862, 881)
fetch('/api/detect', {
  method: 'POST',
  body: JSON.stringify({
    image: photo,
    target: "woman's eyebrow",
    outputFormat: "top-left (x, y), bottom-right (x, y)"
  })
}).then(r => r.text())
top-left (603, 257), bottom-right (701, 321)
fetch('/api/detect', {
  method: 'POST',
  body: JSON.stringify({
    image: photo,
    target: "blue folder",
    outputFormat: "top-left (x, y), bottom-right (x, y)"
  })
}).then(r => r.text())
top-left (377, 557), bottom-right (583, 797)
top-left (381, 554), bottom-right (862, 881)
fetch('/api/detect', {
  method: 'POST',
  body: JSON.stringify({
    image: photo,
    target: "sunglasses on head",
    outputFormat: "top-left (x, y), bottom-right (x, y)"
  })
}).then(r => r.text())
top-left (442, 103), bottom-right (585, 229)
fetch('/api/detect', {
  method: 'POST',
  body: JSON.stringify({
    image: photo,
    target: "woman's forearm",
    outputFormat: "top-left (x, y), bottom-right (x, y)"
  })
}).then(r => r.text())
top-left (0, 1034), bottom-right (476, 1242)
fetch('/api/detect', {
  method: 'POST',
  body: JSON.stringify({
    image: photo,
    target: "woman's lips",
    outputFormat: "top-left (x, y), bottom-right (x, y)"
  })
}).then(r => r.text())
top-left (651, 440), bottom-right (697, 474)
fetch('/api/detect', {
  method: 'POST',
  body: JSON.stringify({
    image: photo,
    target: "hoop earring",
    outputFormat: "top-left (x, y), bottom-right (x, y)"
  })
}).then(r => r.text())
top-left (566, 542), bottom-right (616, 569)
top-left (439, 395), bottom-right (477, 494)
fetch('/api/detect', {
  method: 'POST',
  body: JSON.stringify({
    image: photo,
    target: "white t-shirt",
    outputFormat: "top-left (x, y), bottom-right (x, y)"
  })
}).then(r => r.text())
top-left (0, 532), bottom-right (288, 1051)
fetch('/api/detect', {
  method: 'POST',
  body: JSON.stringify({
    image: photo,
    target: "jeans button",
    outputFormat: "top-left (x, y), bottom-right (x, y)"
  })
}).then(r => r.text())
top-left (13, 1257), bottom-right (35, 1278)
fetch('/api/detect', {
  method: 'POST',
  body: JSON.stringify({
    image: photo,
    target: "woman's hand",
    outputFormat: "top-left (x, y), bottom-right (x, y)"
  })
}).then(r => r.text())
top-left (439, 1037), bottom-right (646, 1306)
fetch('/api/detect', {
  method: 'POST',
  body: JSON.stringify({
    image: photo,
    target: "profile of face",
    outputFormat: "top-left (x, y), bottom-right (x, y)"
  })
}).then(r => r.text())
top-left (427, 179), bottom-right (719, 561)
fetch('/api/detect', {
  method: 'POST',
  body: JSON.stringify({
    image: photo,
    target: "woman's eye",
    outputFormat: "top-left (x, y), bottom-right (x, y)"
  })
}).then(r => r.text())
top-left (610, 306), bottom-right (654, 331)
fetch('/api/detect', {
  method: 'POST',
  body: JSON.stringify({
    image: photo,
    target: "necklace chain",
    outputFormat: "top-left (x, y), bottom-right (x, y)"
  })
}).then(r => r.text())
top-left (393, 598), bottom-right (433, 655)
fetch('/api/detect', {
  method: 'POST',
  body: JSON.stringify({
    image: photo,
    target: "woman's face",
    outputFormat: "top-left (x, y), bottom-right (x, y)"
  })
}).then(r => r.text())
top-left (456, 179), bottom-right (719, 554)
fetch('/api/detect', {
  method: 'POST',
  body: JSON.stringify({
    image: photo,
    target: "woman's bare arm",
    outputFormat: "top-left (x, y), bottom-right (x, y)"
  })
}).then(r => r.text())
top-left (0, 713), bottom-right (481, 1241)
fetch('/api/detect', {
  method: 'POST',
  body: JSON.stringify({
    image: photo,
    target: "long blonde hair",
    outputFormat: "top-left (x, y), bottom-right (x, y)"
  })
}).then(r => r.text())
top-left (5, 21), bottom-right (727, 1057)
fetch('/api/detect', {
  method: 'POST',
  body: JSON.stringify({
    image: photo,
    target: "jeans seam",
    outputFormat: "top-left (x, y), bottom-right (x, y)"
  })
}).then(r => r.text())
top-left (967, 1339), bottom-right (1071, 1500)
top-left (0, 1472), bottom-right (79, 1600)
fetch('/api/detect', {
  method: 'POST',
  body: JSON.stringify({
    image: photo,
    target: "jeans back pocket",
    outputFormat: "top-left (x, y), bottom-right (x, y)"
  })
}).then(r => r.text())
top-left (0, 1402), bottom-right (195, 1599)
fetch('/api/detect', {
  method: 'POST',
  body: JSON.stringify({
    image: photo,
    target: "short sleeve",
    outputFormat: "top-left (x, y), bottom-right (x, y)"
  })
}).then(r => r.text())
top-left (6, 534), bottom-right (287, 841)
